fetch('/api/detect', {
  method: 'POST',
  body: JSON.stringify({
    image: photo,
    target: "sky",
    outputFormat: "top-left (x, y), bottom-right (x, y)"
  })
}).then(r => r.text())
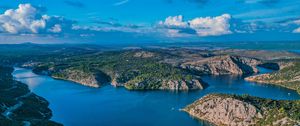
top-left (0, 0), bottom-right (299, 44)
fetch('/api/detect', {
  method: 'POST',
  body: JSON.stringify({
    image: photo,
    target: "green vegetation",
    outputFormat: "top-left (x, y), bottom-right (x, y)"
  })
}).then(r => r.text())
top-left (32, 50), bottom-right (199, 90)
top-left (249, 62), bottom-right (300, 94)
top-left (194, 94), bottom-right (300, 125)
top-left (0, 66), bottom-right (61, 126)
top-left (233, 94), bottom-right (300, 125)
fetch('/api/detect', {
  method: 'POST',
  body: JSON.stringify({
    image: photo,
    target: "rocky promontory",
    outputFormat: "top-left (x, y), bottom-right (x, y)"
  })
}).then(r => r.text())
top-left (183, 94), bottom-right (300, 126)
top-left (52, 69), bottom-right (111, 88)
top-left (32, 65), bottom-right (111, 88)
top-left (181, 55), bottom-right (261, 75)
top-left (245, 62), bottom-right (300, 94)
top-left (0, 66), bottom-right (61, 126)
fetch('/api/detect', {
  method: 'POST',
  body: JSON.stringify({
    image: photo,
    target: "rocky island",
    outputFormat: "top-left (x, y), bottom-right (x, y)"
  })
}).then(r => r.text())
top-left (183, 94), bottom-right (300, 126)
top-left (0, 66), bottom-right (61, 126)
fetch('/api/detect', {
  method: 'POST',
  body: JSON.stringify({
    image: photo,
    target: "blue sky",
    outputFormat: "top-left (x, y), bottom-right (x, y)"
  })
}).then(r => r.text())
top-left (0, 0), bottom-right (299, 44)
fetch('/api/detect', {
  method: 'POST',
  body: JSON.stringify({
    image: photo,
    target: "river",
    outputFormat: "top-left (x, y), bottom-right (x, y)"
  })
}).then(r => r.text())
top-left (12, 67), bottom-right (300, 126)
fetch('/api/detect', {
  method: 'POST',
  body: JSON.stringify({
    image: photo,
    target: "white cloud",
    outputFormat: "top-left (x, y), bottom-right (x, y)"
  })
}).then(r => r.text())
top-left (49, 24), bottom-right (62, 33)
top-left (189, 14), bottom-right (232, 36)
top-left (158, 14), bottom-right (232, 37)
top-left (0, 4), bottom-right (44, 33)
top-left (159, 15), bottom-right (188, 28)
top-left (0, 4), bottom-right (73, 34)
top-left (294, 20), bottom-right (300, 25)
top-left (291, 19), bottom-right (300, 31)
top-left (293, 27), bottom-right (300, 33)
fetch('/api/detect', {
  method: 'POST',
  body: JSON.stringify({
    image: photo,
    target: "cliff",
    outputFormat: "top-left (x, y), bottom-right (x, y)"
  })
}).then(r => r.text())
top-left (33, 66), bottom-right (111, 88)
top-left (181, 55), bottom-right (261, 75)
top-left (124, 77), bottom-right (206, 91)
top-left (183, 94), bottom-right (300, 126)
top-left (159, 79), bottom-right (205, 90)
top-left (53, 69), bottom-right (111, 88)
top-left (0, 66), bottom-right (61, 126)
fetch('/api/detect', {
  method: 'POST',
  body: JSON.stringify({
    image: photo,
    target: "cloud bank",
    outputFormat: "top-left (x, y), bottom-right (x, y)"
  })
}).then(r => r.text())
top-left (0, 4), bottom-right (74, 34)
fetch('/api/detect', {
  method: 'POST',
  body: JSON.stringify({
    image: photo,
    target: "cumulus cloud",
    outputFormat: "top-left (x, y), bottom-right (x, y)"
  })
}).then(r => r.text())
top-left (0, 4), bottom-right (75, 34)
top-left (158, 14), bottom-right (232, 37)
top-left (189, 14), bottom-right (232, 36)
top-left (159, 15), bottom-right (188, 28)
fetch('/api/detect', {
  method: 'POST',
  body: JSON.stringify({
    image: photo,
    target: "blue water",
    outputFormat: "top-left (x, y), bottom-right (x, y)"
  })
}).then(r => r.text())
top-left (12, 67), bottom-right (300, 126)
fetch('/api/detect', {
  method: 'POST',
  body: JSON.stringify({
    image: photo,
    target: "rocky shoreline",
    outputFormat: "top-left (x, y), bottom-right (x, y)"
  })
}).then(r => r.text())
top-left (28, 52), bottom-right (265, 91)
top-left (181, 55), bottom-right (261, 75)
top-left (245, 62), bottom-right (300, 94)
top-left (183, 94), bottom-right (300, 126)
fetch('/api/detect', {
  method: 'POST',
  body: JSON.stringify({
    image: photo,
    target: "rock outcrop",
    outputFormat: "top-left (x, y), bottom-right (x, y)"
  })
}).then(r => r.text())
top-left (53, 70), bottom-right (100, 88)
top-left (183, 94), bottom-right (300, 126)
top-left (124, 78), bottom-right (206, 91)
top-left (32, 65), bottom-right (111, 88)
top-left (181, 55), bottom-right (261, 75)
top-left (109, 65), bottom-right (207, 91)
top-left (183, 94), bottom-right (261, 126)
top-left (53, 69), bottom-right (111, 88)
top-left (159, 79), bottom-right (205, 90)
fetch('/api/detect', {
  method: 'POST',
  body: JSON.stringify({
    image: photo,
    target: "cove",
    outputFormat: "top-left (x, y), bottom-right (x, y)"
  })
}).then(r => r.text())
top-left (12, 67), bottom-right (300, 126)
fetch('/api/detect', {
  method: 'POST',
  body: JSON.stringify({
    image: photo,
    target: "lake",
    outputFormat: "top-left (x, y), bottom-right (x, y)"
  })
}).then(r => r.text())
top-left (12, 67), bottom-right (300, 126)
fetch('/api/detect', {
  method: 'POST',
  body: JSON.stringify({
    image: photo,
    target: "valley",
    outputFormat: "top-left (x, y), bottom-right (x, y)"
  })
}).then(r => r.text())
top-left (0, 66), bottom-right (61, 126)
top-left (0, 43), bottom-right (300, 126)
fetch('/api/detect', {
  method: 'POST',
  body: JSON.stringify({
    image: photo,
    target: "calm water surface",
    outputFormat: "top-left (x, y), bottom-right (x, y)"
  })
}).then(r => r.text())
top-left (12, 67), bottom-right (300, 126)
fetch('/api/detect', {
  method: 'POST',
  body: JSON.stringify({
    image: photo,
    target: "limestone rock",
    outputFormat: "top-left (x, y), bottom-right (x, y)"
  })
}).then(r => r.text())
top-left (181, 55), bottom-right (261, 75)
top-left (183, 94), bottom-right (261, 126)
top-left (160, 79), bottom-right (205, 90)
